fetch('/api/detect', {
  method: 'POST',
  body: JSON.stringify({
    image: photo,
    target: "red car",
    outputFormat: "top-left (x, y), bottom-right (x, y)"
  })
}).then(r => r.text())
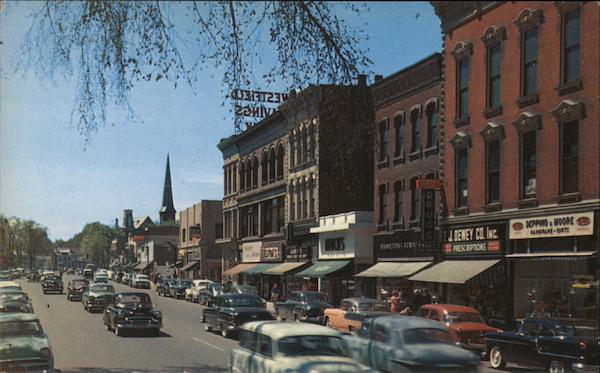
top-left (415, 304), bottom-right (502, 357)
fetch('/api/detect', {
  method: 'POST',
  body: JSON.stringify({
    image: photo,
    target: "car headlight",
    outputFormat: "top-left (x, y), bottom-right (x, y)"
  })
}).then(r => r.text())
top-left (152, 309), bottom-right (162, 317)
top-left (39, 347), bottom-right (51, 358)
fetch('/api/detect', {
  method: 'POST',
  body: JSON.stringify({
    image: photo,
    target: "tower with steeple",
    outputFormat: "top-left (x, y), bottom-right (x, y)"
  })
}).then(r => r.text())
top-left (159, 154), bottom-right (176, 224)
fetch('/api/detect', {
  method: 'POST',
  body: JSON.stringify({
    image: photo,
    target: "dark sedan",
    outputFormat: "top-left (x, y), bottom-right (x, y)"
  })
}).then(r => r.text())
top-left (103, 292), bottom-right (162, 337)
top-left (0, 294), bottom-right (33, 313)
top-left (41, 275), bottom-right (63, 294)
top-left (275, 291), bottom-right (331, 323)
top-left (66, 279), bottom-right (89, 301)
top-left (202, 293), bottom-right (273, 338)
top-left (167, 279), bottom-right (192, 299)
top-left (156, 278), bottom-right (176, 296)
top-left (199, 283), bottom-right (223, 306)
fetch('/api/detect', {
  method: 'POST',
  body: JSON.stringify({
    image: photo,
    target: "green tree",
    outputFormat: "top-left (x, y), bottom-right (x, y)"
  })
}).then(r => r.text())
top-left (78, 222), bottom-right (116, 267)
top-left (9, 217), bottom-right (53, 269)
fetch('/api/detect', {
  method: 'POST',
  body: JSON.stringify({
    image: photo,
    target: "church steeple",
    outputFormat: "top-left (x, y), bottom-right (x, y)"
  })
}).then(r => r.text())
top-left (159, 154), bottom-right (176, 224)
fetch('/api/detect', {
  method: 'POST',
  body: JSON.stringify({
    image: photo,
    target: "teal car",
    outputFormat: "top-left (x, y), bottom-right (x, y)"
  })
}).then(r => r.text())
top-left (82, 284), bottom-right (115, 312)
top-left (0, 313), bottom-right (54, 371)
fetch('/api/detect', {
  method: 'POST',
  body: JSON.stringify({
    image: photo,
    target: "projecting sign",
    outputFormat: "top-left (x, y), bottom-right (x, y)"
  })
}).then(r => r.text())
top-left (509, 212), bottom-right (594, 239)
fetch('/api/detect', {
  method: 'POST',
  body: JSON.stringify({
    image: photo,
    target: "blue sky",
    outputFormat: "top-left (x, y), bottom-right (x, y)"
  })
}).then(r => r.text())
top-left (0, 1), bottom-right (441, 240)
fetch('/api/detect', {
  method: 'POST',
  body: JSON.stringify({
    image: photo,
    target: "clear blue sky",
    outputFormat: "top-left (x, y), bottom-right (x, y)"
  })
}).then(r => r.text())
top-left (0, 1), bottom-right (441, 240)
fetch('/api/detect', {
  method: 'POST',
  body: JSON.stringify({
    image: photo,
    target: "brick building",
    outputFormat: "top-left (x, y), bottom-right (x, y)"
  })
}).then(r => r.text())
top-left (426, 1), bottom-right (599, 321)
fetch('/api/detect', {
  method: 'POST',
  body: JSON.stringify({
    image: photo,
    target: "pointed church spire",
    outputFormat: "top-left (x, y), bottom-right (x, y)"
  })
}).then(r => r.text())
top-left (159, 154), bottom-right (176, 224)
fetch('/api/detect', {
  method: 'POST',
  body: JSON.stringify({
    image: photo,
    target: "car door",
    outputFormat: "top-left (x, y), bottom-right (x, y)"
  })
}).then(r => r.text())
top-left (205, 296), bottom-right (221, 328)
top-left (232, 330), bottom-right (257, 373)
top-left (331, 301), bottom-right (350, 330)
top-left (251, 333), bottom-right (273, 373)
top-left (371, 321), bottom-right (394, 371)
top-left (512, 320), bottom-right (540, 366)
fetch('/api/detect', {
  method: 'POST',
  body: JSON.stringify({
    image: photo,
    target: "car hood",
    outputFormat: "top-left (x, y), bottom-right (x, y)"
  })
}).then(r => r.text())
top-left (450, 322), bottom-right (498, 333)
top-left (305, 302), bottom-right (331, 309)
top-left (86, 291), bottom-right (114, 297)
top-left (0, 336), bottom-right (50, 360)
top-left (274, 355), bottom-right (369, 372)
top-left (404, 343), bottom-right (479, 366)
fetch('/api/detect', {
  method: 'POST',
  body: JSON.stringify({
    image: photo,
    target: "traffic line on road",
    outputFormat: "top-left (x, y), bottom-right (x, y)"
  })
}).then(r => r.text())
top-left (192, 336), bottom-right (225, 352)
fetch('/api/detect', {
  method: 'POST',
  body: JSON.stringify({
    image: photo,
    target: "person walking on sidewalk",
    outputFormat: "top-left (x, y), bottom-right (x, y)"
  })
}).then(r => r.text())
top-left (271, 283), bottom-right (281, 303)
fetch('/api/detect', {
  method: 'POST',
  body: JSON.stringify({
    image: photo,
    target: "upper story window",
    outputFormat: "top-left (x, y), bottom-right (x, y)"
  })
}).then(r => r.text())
top-left (486, 139), bottom-right (500, 203)
top-left (239, 162), bottom-right (246, 191)
top-left (261, 151), bottom-right (268, 184)
top-left (561, 8), bottom-right (580, 84)
top-left (486, 43), bottom-right (502, 109)
top-left (394, 114), bottom-right (404, 157)
top-left (252, 156), bottom-right (259, 188)
top-left (521, 130), bottom-right (537, 199)
top-left (378, 184), bottom-right (387, 225)
top-left (393, 181), bottom-right (403, 223)
top-left (514, 8), bottom-right (543, 99)
top-left (269, 147), bottom-right (276, 181)
top-left (378, 119), bottom-right (388, 161)
top-left (245, 160), bottom-right (252, 191)
top-left (289, 137), bottom-right (296, 167)
top-left (182, 228), bottom-right (186, 243)
top-left (232, 165), bottom-right (237, 192)
top-left (560, 120), bottom-right (579, 194)
top-left (457, 59), bottom-right (469, 120)
top-left (425, 102), bottom-right (437, 148)
top-left (301, 127), bottom-right (308, 164)
top-left (410, 109), bottom-right (421, 153)
top-left (410, 177), bottom-right (420, 221)
top-left (308, 123), bottom-right (316, 160)
top-left (276, 144), bottom-right (284, 179)
top-left (456, 148), bottom-right (468, 208)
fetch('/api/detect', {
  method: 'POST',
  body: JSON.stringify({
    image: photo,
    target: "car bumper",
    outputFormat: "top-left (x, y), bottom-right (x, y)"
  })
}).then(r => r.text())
top-left (459, 342), bottom-right (487, 356)
top-left (43, 287), bottom-right (63, 292)
top-left (572, 362), bottom-right (600, 372)
top-left (116, 319), bottom-right (162, 329)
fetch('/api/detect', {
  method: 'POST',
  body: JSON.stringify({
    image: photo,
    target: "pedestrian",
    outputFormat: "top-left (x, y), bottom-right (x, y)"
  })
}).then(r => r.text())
top-left (390, 290), bottom-right (400, 313)
top-left (423, 288), bottom-right (432, 305)
top-left (271, 283), bottom-right (281, 303)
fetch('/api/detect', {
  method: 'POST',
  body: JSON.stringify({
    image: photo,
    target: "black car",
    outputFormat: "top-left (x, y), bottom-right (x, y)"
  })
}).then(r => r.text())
top-left (66, 278), bottom-right (89, 301)
top-left (486, 317), bottom-right (599, 372)
top-left (199, 283), bottom-right (223, 305)
top-left (103, 292), bottom-right (162, 337)
top-left (156, 278), bottom-right (176, 296)
top-left (275, 291), bottom-right (331, 323)
top-left (202, 294), bottom-right (273, 338)
top-left (167, 279), bottom-right (192, 299)
top-left (41, 275), bottom-right (63, 294)
top-left (0, 294), bottom-right (33, 313)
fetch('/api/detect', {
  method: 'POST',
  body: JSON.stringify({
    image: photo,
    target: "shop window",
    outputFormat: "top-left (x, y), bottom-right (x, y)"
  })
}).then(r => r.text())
top-left (276, 143), bottom-right (284, 179)
top-left (457, 58), bottom-right (469, 120)
top-left (393, 181), bottom-right (403, 223)
top-left (521, 130), bottom-right (537, 198)
top-left (521, 26), bottom-right (538, 97)
top-left (394, 114), bottom-right (404, 157)
top-left (410, 109), bottom-right (421, 153)
top-left (486, 43), bottom-right (502, 109)
top-left (410, 177), bottom-right (419, 221)
top-left (425, 103), bottom-right (437, 148)
top-left (486, 140), bottom-right (500, 203)
top-left (456, 148), bottom-right (468, 207)
top-left (560, 120), bottom-right (579, 194)
top-left (378, 184), bottom-right (387, 225)
top-left (561, 8), bottom-right (580, 84)
top-left (379, 120), bottom-right (388, 161)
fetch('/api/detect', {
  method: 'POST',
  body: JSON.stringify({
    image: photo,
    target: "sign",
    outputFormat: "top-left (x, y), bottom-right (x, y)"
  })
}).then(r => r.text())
top-left (375, 231), bottom-right (439, 259)
top-left (324, 238), bottom-right (345, 252)
top-left (286, 246), bottom-right (310, 261)
top-left (422, 189), bottom-right (436, 241)
top-left (231, 89), bottom-right (289, 104)
top-left (416, 178), bottom-right (441, 190)
top-left (509, 212), bottom-right (594, 239)
top-left (444, 223), bottom-right (505, 256)
top-left (261, 243), bottom-right (283, 262)
top-left (242, 242), bottom-right (262, 263)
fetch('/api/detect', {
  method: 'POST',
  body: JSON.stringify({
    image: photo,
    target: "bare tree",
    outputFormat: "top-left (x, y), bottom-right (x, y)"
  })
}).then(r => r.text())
top-left (16, 1), bottom-right (371, 143)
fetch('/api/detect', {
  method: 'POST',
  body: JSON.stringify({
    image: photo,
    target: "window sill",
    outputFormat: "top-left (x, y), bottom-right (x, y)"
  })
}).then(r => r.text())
top-left (516, 94), bottom-right (539, 108)
top-left (556, 80), bottom-right (582, 96)
top-left (453, 116), bottom-right (470, 128)
top-left (408, 150), bottom-right (422, 161)
top-left (392, 154), bottom-right (405, 165)
top-left (391, 221), bottom-right (404, 231)
top-left (453, 207), bottom-right (470, 216)
top-left (423, 146), bottom-right (438, 157)
top-left (483, 202), bottom-right (502, 213)
top-left (517, 198), bottom-right (538, 209)
top-left (556, 192), bottom-right (581, 204)
top-left (377, 158), bottom-right (389, 169)
top-left (376, 223), bottom-right (388, 232)
top-left (483, 105), bottom-right (503, 119)
top-left (409, 219), bottom-right (421, 228)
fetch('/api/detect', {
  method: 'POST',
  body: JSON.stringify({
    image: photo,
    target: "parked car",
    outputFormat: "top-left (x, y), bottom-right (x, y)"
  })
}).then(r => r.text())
top-left (41, 275), bottom-right (63, 294)
top-left (167, 279), bottom-right (192, 299)
top-left (415, 304), bottom-right (502, 356)
top-left (0, 294), bottom-right (34, 313)
top-left (324, 298), bottom-right (390, 333)
top-left (199, 283), bottom-right (223, 305)
top-left (156, 278), bottom-right (175, 296)
top-left (345, 315), bottom-right (480, 372)
top-left (185, 279), bottom-right (214, 302)
top-left (230, 320), bottom-right (373, 373)
top-left (93, 272), bottom-right (109, 283)
top-left (202, 294), bottom-right (272, 338)
top-left (0, 290), bottom-right (30, 302)
top-left (0, 313), bottom-right (54, 371)
top-left (82, 283), bottom-right (115, 312)
top-left (229, 285), bottom-right (258, 296)
top-left (275, 291), bottom-right (331, 323)
top-left (116, 271), bottom-right (125, 283)
top-left (0, 281), bottom-right (22, 292)
top-left (103, 292), bottom-right (162, 337)
top-left (66, 278), bottom-right (90, 301)
top-left (485, 317), bottom-right (599, 372)
top-left (133, 278), bottom-right (152, 289)
top-left (83, 269), bottom-right (94, 281)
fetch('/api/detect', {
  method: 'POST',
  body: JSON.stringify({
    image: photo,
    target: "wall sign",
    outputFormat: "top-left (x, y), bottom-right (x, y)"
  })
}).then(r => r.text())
top-left (286, 246), bottom-right (310, 261)
top-left (324, 238), bottom-right (345, 252)
top-left (375, 231), bottom-right (439, 259)
top-left (444, 223), bottom-right (505, 255)
top-left (509, 212), bottom-right (594, 239)
top-left (261, 244), bottom-right (283, 262)
top-left (242, 242), bottom-right (262, 263)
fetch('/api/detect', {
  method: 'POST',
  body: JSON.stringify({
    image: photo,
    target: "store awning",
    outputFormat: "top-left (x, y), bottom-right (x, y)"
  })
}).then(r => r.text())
top-left (295, 260), bottom-right (351, 278)
top-left (134, 261), bottom-right (153, 271)
top-left (506, 251), bottom-right (596, 259)
top-left (355, 261), bottom-right (432, 278)
top-left (223, 263), bottom-right (257, 276)
top-left (263, 261), bottom-right (309, 275)
top-left (181, 260), bottom-right (200, 272)
top-left (408, 259), bottom-right (500, 284)
top-left (243, 263), bottom-right (281, 274)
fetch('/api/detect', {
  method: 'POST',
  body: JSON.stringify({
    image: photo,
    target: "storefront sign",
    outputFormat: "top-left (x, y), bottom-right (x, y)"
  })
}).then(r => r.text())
top-left (242, 242), bottom-right (262, 263)
top-left (375, 231), bottom-right (439, 259)
top-left (261, 245), bottom-right (282, 262)
top-left (416, 178), bottom-right (441, 190)
top-left (444, 223), bottom-right (504, 255)
top-left (286, 246), bottom-right (310, 261)
top-left (324, 238), bottom-right (345, 252)
top-left (509, 212), bottom-right (594, 239)
top-left (422, 189), bottom-right (436, 241)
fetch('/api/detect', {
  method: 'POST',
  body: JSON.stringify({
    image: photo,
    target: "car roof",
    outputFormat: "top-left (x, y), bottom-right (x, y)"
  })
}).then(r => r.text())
top-left (242, 321), bottom-right (341, 340)
top-left (371, 315), bottom-right (448, 330)
top-left (219, 293), bottom-right (260, 300)
top-left (0, 281), bottom-right (21, 288)
top-left (420, 304), bottom-right (480, 313)
top-left (292, 291), bottom-right (324, 295)
top-left (0, 313), bottom-right (39, 323)
top-left (115, 292), bottom-right (150, 297)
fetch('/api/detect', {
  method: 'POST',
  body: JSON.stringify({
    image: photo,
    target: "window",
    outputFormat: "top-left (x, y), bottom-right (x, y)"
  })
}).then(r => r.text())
top-left (309, 181), bottom-right (315, 217)
top-left (410, 109), bottom-right (421, 153)
top-left (239, 330), bottom-right (258, 351)
top-left (277, 196), bottom-right (285, 232)
top-left (269, 148), bottom-right (276, 181)
top-left (290, 188), bottom-right (295, 221)
top-left (456, 148), bottom-right (468, 207)
top-left (393, 181), bottom-right (403, 223)
top-left (562, 8), bottom-right (580, 83)
top-left (374, 324), bottom-right (388, 342)
top-left (410, 177), bottom-right (419, 220)
top-left (215, 223), bottom-right (223, 239)
top-left (379, 120), bottom-right (388, 161)
top-left (309, 124), bottom-right (316, 160)
top-left (425, 104), bottom-right (437, 148)
top-left (297, 182), bottom-right (303, 220)
top-left (521, 130), bottom-right (537, 198)
top-left (289, 138), bottom-right (295, 167)
top-left (182, 228), bottom-right (186, 243)
top-left (394, 114), bottom-right (404, 156)
top-left (276, 144), bottom-right (284, 179)
top-left (245, 160), bottom-right (252, 191)
top-left (252, 156), bottom-right (259, 187)
top-left (303, 182), bottom-right (309, 218)
top-left (302, 127), bottom-right (308, 163)
top-left (232, 165), bottom-right (237, 192)
top-left (486, 140), bottom-right (500, 203)
top-left (261, 151), bottom-right (268, 184)
top-left (522, 26), bottom-right (538, 96)
top-left (257, 335), bottom-right (273, 357)
top-left (487, 44), bottom-right (502, 108)
top-left (429, 310), bottom-right (440, 321)
top-left (378, 184), bottom-right (387, 225)
top-left (457, 59), bottom-right (469, 119)
top-left (561, 120), bottom-right (579, 194)
top-left (239, 162), bottom-right (245, 191)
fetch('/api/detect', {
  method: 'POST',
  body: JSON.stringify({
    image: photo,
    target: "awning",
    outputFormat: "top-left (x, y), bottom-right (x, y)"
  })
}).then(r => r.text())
top-left (243, 263), bottom-right (281, 274)
top-left (355, 261), bottom-right (432, 278)
top-left (263, 261), bottom-right (309, 275)
top-left (295, 260), bottom-right (351, 277)
top-left (223, 263), bottom-right (257, 276)
top-left (134, 261), bottom-right (153, 271)
top-left (181, 260), bottom-right (200, 272)
top-left (506, 251), bottom-right (596, 259)
top-left (408, 259), bottom-right (500, 284)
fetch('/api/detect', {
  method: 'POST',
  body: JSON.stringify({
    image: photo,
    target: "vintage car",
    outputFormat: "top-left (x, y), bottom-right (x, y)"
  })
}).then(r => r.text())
top-left (415, 304), bottom-right (502, 356)
top-left (0, 313), bottom-right (54, 372)
top-left (82, 283), bottom-right (115, 312)
top-left (274, 291), bottom-right (331, 323)
top-left (156, 278), bottom-right (176, 296)
top-left (344, 315), bottom-right (480, 372)
top-left (324, 297), bottom-right (390, 333)
top-left (103, 292), bottom-right (162, 337)
top-left (93, 273), bottom-right (109, 283)
top-left (167, 279), bottom-right (192, 299)
top-left (230, 285), bottom-right (258, 296)
top-left (199, 283), bottom-right (223, 305)
top-left (83, 269), bottom-right (94, 281)
top-left (230, 320), bottom-right (373, 373)
top-left (485, 317), bottom-right (599, 372)
top-left (0, 281), bottom-right (22, 292)
top-left (41, 275), bottom-right (64, 294)
top-left (185, 279), bottom-right (214, 302)
top-left (66, 278), bottom-right (90, 301)
top-left (0, 290), bottom-right (30, 303)
top-left (0, 294), bottom-right (33, 313)
top-left (132, 275), bottom-right (152, 289)
top-left (202, 294), bottom-right (272, 338)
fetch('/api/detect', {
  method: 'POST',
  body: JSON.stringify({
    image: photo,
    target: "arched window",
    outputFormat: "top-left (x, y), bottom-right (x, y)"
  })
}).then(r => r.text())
top-left (239, 162), bottom-right (246, 191)
top-left (245, 158), bottom-right (252, 190)
top-left (394, 181), bottom-right (403, 223)
top-left (309, 123), bottom-right (316, 160)
top-left (276, 143), bottom-right (284, 179)
top-left (289, 137), bottom-right (296, 167)
top-left (269, 147), bottom-right (276, 182)
top-left (252, 155), bottom-right (259, 188)
top-left (296, 131), bottom-right (303, 165)
top-left (302, 126), bottom-right (308, 163)
top-left (261, 150), bottom-right (268, 185)
top-left (410, 109), bottom-right (421, 153)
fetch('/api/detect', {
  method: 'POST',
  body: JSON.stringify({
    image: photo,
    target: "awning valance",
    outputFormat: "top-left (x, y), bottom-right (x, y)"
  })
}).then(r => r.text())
top-left (181, 260), bottom-right (200, 272)
top-left (355, 261), bottom-right (432, 278)
top-left (243, 263), bottom-right (281, 274)
top-left (408, 259), bottom-right (500, 284)
top-left (223, 263), bottom-right (257, 276)
top-left (263, 261), bottom-right (309, 275)
top-left (295, 260), bottom-right (351, 277)
top-left (134, 261), bottom-right (153, 271)
top-left (506, 251), bottom-right (596, 259)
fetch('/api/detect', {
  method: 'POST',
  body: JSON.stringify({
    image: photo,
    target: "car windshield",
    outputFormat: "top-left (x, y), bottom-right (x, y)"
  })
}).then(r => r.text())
top-left (357, 302), bottom-right (389, 312)
top-left (278, 335), bottom-right (346, 357)
top-left (178, 280), bottom-right (192, 287)
top-left (443, 311), bottom-right (485, 324)
top-left (225, 296), bottom-right (262, 307)
top-left (302, 293), bottom-right (329, 303)
top-left (0, 295), bottom-right (27, 302)
top-left (403, 328), bottom-right (454, 345)
top-left (0, 287), bottom-right (21, 292)
top-left (45, 276), bottom-right (60, 281)
top-left (91, 285), bottom-right (114, 292)
top-left (116, 294), bottom-right (151, 304)
top-left (234, 286), bottom-right (257, 294)
top-left (0, 321), bottom-right (44, 337)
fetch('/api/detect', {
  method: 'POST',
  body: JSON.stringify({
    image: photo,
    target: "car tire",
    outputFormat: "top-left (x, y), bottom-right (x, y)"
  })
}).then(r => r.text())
top-left (548, 359), bottom-right (565, 373)
top-left (152, 328), bottom-right (160, 337)
top-left (204, 322), bottom-right (212, 332)
top-left (220, 324), bottom-right (230, 338)
top-left (275, 309), bottom-right (283, 321)
top-left (201, 315), bottom-right (206, 323)
top-left (489, 346), bottom-right (507, 370)
top-left (115, 326), bottom-right (123, 337)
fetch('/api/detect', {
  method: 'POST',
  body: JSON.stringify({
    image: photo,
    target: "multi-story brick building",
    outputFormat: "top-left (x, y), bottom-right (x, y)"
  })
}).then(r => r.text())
top-left (423, 1), bottom-right (599, 321)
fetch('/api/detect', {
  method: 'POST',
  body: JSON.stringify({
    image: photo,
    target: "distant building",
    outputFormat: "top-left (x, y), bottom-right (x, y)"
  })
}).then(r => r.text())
top-left (159, 155), bottom-right (177, 224)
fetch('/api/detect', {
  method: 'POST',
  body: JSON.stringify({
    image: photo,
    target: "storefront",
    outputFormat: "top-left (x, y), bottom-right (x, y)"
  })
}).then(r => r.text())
top-left (235, 240), bottom-right (284, 298)
top-left (508, 211), bottom-right (598, 320)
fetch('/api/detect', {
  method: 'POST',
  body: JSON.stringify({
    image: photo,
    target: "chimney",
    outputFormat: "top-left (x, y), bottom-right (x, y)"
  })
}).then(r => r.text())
top-left (114, 218), bottom-right (119, 229)
top-left (374, 74), bottom-right (383, 82)
top-left (357, 74), bottom-right (367, 87)
top-left (123, 209), bottom-right (133, 229)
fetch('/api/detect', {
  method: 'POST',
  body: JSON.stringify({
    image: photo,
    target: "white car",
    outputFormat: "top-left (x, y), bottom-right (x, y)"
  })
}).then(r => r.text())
top-left (229, 321), bottom-right (373, 373)
top-left (94, 273), bottom-right (109, 283)
top-left (185, 279), bottom-right (214, 302)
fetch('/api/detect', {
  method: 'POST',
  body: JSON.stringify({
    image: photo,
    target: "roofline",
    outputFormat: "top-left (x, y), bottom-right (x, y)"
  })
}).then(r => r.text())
top-left (370, 52), bottom-right (442, 89)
